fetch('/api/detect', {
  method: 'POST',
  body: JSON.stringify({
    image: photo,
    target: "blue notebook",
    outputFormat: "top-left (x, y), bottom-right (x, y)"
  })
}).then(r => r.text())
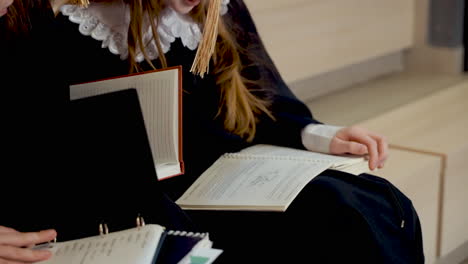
top-left (156, 230), bottom-right (212, 264)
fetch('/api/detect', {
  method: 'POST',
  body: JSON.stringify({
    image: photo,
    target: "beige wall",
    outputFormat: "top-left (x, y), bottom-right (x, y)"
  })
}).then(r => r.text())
top-left (244, 0), bottom-right (414, 84)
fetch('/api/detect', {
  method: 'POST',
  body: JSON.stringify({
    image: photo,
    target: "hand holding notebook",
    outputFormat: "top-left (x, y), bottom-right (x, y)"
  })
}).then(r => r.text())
top-left (35, 224), bottom-right (221, 264)
top-left (176, 144), bottom-right (369, 212)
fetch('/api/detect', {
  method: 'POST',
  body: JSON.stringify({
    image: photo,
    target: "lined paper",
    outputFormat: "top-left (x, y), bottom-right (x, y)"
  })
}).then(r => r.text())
top-left (37, 225), bottom-right (165, 264)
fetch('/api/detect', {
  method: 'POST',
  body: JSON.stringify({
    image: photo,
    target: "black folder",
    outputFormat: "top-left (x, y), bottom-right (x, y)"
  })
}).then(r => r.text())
top-left (64, 88), bottom-right (160, 240)
top-left (70, 88), bottom-right (157, 182)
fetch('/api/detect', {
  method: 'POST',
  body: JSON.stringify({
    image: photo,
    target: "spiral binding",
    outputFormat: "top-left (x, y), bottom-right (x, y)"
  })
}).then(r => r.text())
top-left (136, 214), bottom-right (207, 238)
top-left (167, 229), bottom-right (206, 238)
top-left (222, 153), bottom-right (331, 164)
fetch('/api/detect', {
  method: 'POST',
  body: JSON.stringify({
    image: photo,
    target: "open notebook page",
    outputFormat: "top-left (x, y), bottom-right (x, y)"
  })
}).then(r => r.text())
top-left (239, 144), bottom-right (369, 175)
top-left (36, 225), bottom-right (165, 264)
top-left (70, 69), bottom-right (180, 179)
top-left (176, 154), bottom-right (332, 211)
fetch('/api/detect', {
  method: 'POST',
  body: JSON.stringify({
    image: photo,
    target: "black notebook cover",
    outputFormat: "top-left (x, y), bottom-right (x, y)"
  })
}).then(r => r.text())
top-left (70, 88), bottom-right (157, 178)
top-left (64, 88), bottom-right (160, 241)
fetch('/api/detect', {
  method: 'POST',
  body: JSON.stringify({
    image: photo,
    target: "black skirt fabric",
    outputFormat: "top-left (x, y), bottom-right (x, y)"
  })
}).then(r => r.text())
top-left (186, 170), bottom-right (424, 264)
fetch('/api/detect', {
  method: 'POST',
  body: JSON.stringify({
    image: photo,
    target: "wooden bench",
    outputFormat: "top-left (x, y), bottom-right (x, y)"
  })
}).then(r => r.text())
top-left (358, 81), bottom-right (468, 263)
top-left (371, 149), bottom-right (441, 264)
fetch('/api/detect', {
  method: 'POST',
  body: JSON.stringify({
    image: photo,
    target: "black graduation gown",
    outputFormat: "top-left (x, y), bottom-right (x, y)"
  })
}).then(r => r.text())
top-left (0, 4), bottom-right (68, 231)
top-left (54, 0), bottom-right (424, 263)
top-left (0, 5), bottom-right (194, 242)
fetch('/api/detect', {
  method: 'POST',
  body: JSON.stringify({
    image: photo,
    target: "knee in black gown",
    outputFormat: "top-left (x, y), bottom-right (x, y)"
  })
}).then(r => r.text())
top-left (187, 170), bottom-right (424, 264)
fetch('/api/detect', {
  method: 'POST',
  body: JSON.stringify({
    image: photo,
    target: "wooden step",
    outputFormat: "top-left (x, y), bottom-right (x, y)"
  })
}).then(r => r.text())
top-left (358, 80), bottom-right (468, 260)
top-left (305, 73), bottom-right (468, 263)
top-left (372, 149), bottom-right (441, 264)
top-left (305, 72), bottom-right (464, 126)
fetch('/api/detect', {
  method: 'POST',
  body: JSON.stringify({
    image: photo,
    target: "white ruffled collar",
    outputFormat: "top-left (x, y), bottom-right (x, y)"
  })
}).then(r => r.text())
top-left (60, 0), bottom-right (230, 62)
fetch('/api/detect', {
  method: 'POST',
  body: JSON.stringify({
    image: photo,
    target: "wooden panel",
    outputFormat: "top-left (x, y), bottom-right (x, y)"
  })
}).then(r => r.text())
top-left (290, 52), bottom-right (404, 102)
top-left (357, 81), bottom-right (468, 155)
top-left (358, 81), bottom-right (468, 258)
top-left (441, 146), bottom-right (468, 257)
top-left (373, 149), bottom-right (440, 264)
top-left (244, 0), bottom-right (414, 83)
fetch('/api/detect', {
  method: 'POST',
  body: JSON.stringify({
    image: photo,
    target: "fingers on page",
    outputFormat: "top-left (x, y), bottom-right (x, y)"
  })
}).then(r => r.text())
top-left (0, 245), bottom-right (52, 262)
top-left (0, 230), bottom-right (56, 247)
top-left (0, 226), bottom-right (17, 234)
top-left (368, 133), bottom-right (389, 168)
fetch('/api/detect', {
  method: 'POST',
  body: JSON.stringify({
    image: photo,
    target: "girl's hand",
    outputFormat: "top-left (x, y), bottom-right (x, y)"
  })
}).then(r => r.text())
top-left (330, 126), bottom-right (389, 171)
top-left (0, 226), bottom-right (56, 263)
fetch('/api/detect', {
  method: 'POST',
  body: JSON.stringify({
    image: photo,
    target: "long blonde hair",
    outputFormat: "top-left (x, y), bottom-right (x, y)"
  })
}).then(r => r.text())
top-left (125, 0), bottom-right (274, 141)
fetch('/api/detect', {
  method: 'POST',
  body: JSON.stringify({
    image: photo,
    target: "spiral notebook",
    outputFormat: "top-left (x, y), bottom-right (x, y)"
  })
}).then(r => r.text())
top-left (176, 144), bottom-right (369, 212)
top-left (35, 224), bottom-right (221, 264)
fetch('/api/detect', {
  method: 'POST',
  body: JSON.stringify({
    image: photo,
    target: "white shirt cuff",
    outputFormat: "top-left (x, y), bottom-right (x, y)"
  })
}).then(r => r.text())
top-left (301, 124), bottom-right (343, 153)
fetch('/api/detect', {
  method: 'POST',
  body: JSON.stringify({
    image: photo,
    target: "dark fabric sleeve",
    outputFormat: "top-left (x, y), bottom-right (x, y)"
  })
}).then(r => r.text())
top-left (0, 4), bottom-right (70, 232)
top-left (225, 0), bottom-right (322, 149)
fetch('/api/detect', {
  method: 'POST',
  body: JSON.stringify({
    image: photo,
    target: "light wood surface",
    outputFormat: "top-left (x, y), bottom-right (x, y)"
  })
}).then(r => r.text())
top-left (358, 81), bottom-right (468, 154)
top-left (359, 81), bottom-right (468, 258)
top-left (306, 72), bottom-right (465, 126)
top-left (373, 149), bottom-right (441, 264)
top-left (305, 74), bottom-right (468, 262)
top-left (244, 0), bottom-right (414, 83)
top-left (289, 52), bottom-right (404, 102)
top-left (436, 241), bottom-right (468, 264)
top-left (441, 146), bottom-right (468, 257)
